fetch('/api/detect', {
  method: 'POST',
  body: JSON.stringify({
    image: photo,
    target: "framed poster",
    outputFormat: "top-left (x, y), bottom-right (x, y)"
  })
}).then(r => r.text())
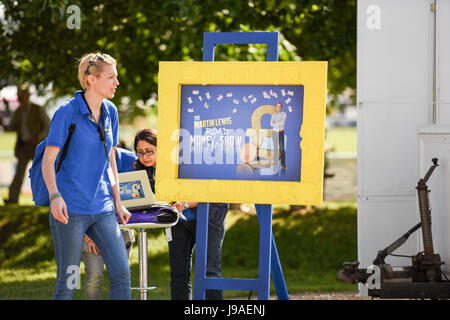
top-left (156, 61), bottom-right (327, 205)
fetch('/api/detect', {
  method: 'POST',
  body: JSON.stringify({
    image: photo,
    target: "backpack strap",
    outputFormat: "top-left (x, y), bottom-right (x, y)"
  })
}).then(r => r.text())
top-left (55, 103), bottom-right (77, 173)
top-left (55, 123), bottom-right (76, 173)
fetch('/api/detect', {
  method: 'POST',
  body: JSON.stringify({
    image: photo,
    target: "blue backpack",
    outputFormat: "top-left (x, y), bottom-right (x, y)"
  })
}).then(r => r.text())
top-left (29, 111), bottom-right (76, 206)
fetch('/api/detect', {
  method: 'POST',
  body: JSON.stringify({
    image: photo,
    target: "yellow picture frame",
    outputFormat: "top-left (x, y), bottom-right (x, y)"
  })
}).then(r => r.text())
top-left (156, 61), bottom-right (327, 205)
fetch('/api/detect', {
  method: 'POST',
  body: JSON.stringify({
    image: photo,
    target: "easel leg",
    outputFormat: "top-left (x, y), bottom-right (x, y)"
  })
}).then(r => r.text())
top-left (255, 204), bottom-right (289, 300)
top-left (270, 236), bottom-right (289, 300)
top-left (193, 202), bottom-right (288, 300)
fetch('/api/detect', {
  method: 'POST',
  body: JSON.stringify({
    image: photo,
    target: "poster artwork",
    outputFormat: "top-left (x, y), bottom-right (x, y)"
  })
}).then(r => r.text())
top-left (119, 180), bottom-right (145, 200)
top-left (178, 84), bottom-right (304, 182)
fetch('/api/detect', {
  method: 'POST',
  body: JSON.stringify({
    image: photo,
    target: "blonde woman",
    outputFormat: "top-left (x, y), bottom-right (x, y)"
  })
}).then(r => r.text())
top-left (42, 53), bottom-right (131, 299)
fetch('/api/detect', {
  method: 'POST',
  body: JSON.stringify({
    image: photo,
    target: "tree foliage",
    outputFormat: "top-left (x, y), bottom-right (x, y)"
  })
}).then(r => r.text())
top-left (0, 0), bottom-right (356, 120)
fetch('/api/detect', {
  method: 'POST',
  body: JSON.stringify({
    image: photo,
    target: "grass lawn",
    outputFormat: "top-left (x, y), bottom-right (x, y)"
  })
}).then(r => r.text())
top-left (0, 202), bottom-right (358, 300)
top-left (0, 126), bottom-right (358, 299)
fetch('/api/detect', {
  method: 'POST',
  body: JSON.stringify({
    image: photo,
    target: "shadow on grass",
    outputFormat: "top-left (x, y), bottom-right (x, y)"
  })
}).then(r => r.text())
top-left (215, 205), bottom-right (358, 296)
top-left (0, 278), bottom-right (55, 300)
top-left (0, 203), bottom-right (358, 299)
top-left (0, 254), bottom-right (173, 300)
top-left (0, 205), bottom-right (54, 268)
top-left (222, 206), bottom-right (358, 273)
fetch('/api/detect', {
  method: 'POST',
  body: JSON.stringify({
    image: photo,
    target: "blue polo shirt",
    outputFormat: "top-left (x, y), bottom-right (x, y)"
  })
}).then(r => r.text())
top-left (116, 147), bottom-right (137, 173)
top-left (46, 91), bottom-right (119, 215)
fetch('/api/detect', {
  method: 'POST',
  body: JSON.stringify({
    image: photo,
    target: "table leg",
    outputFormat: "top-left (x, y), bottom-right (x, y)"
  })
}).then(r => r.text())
top-left (128, 227), bottom-right (157, 300)
top-left (138, 229), bottom-right (148, 300)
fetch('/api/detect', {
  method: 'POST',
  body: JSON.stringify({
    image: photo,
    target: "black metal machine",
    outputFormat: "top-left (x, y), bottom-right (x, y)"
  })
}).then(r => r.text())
top-left (337, 158), bottom-right (450, 299)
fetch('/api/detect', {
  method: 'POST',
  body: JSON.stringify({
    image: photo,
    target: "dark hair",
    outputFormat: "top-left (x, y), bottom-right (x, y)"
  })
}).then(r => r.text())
top-left (133, 128), bottom-right (157, 170)
top-left (276, 102), bottom-right (282, 107)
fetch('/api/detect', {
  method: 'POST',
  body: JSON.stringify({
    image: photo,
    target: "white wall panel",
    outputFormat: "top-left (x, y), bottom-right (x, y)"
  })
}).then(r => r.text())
top-left (358, 102), bottom-right (428, 196)
top-left (436, 0), bottom-right (450, 123)
top-left (357, 0), bottom-right (434, 197)
top-left (358, 0), bottom-right (433, 104)
top-left (357, 0), bottom-right (436, 295)
top-left (357, 196), bottom-right (420, 268)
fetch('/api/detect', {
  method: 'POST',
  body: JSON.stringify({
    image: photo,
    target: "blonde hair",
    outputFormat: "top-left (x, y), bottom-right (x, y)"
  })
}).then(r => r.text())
top-left (77, 53), bottom-right (116, 90)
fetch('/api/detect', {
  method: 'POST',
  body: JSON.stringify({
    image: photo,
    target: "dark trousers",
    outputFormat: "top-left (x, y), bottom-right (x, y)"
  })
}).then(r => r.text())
top-left (168, 203), bottom-right (228, 300)
top-left (272, 130), bottom-right (286, 169)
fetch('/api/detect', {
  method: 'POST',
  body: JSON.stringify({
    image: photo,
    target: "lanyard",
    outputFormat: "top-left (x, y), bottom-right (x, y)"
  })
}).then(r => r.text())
top-left (81, 93), bottom-right (110, 164)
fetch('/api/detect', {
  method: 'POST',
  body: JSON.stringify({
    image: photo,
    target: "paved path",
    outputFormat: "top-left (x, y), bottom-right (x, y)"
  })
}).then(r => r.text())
top-left (233, 291), bottom-right (372, 300)
top-left (324, 154), bottom-right (357, 201)
top-left (288, 291), bottom-right (371, 300)
top-left (0, 159), bottom-right (31, 194)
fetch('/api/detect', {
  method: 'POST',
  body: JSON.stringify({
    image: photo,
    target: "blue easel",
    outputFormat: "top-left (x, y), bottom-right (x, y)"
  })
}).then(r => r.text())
top-left (193, 32), bottom-right (289, 300)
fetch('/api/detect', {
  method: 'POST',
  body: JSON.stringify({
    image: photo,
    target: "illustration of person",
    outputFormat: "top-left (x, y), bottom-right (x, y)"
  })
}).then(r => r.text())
top-left (270, 102), bottom-right (287, 172)
top-left (131, 183), bottom-right (142, 199)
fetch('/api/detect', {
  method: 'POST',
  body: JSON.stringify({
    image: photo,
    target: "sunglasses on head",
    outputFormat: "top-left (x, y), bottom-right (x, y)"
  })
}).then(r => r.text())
top-left (84, 53), bottom-right (105, 76)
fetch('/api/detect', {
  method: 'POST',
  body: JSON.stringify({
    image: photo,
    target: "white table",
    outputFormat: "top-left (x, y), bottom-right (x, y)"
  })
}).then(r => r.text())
top-left (120, 219), bottom-right (178, 300)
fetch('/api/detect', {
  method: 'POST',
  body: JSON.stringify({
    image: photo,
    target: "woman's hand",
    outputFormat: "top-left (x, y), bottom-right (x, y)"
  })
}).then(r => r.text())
top-left (84, 235), bottom-right (100, 256)
top-left (115, 202), bottom-right (131, 224)
top-left (50, 196), bottom-right (69, 224)
top-left (173, 201), bottom-right (185, 213)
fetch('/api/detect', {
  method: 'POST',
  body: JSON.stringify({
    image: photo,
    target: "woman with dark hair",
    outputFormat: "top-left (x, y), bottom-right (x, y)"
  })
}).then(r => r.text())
top-left (133, 128), bottom-right (228, 300)
top-left (133, 128), bottom-right (157, 193)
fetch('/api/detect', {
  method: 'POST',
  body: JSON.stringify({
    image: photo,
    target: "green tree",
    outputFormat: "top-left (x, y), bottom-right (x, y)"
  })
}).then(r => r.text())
top-left (0, 0), bottom-right (355, 120)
